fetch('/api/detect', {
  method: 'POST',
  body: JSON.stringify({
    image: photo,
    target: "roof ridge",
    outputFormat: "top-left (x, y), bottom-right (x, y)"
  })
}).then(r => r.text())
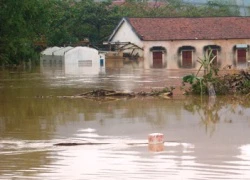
top-left (128, 16), bottom-right (250, 19)
top-left (126, 17), bottom-right (250, 41)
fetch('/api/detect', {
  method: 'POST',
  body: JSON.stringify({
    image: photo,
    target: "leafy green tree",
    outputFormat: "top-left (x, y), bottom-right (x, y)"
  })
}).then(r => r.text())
top-left (0, 0), bottom-right (52, 65)
top-left (74, 0), bottom-right (121, 43)
top-left (47, 0), bottom-right (121, 45)
top-left (46, 0), bottom-right (79, 46)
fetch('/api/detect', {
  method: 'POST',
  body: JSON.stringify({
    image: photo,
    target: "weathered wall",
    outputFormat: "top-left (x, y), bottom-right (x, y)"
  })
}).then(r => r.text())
top-left (143, 39), bottom-right (250, 69)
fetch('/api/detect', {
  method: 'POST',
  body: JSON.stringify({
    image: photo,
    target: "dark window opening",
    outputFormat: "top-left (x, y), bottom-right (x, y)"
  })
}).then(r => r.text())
top-left (178, 46), bottom-right (195, 68)
top-left (182, 51), bottom-right (193, 68)
top-left (204, 45), bottom-right (221, 66)
top-left (208, 49), bottom-right (218, 65)
top-left (234, 44), bottom-right (248, 65)
top-left (237, 49), bottom-right (247, 64)
top-left (152, 51), bottom-right (163, 68)
top-left (150, 46), bottom-right (166, 68)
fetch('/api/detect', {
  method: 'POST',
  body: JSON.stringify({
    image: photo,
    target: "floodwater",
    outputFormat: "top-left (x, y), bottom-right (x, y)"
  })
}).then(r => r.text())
top-left (1, 66), bottom-right (250, 180)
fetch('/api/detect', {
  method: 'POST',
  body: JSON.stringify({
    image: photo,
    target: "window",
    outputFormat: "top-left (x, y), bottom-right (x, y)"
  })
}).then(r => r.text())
top-left (207, 49), bottom-right (218, 65)
top-left (237, 49), bottom-right (247, 64)
top-left (78, 60), bottom-right (92, 67)
top-left (152, 51), bottom-right (163, 68)
top-left (178, 46), bottom-right (195, 68)
top-left (182, 50), bottom-right (193, 68)
top-left (235, 44), bottom-right (248, 66)
top-left (150, 46), bottom-right (166, 68)
top-left (204, 45), bottom-right (221, 66)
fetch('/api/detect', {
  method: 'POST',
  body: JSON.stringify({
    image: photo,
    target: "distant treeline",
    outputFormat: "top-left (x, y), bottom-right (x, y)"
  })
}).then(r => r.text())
top-left (0, 0), bottom-right (243, 65)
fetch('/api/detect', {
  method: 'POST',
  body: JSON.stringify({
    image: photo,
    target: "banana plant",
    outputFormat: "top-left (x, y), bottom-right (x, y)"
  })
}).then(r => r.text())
top-left (196, 48), bottom-right (217, 77)
top-left (182, 47), bottom-right (217, 95)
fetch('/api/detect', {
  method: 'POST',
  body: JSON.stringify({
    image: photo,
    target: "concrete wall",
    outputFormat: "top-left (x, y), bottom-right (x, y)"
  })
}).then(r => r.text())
top-left (143, 39), bottom-right (250, 69)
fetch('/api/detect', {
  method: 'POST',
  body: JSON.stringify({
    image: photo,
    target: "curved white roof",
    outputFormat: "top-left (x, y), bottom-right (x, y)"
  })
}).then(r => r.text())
top-left (64, 46), bottom-right (100, 63)
top-left (66, 46), bottom-right (98, 54)
top-left (41, 47), bottom-right (61, 55)
top-left (53, 46), bottom-right (73, 56)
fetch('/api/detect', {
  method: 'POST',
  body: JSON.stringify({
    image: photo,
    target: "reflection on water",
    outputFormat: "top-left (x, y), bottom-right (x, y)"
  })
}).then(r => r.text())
top-left (1, 67), bottom-right (250, 179)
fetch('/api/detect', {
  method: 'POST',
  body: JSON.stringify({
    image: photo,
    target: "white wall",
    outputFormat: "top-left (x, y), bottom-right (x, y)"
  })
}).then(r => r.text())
top-left (52, 46), bottom-right (73, 65)
top-left (110, 19), bottom-right (144, 56)
top-left (64, 47), bottom-right (102, 75)
top-left (111, 20), bottom-right (142, 46)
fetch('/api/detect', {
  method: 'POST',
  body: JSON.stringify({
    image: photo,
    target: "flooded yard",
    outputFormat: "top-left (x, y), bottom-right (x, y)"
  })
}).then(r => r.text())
top-left (1, 67), bottom-right (250, 179)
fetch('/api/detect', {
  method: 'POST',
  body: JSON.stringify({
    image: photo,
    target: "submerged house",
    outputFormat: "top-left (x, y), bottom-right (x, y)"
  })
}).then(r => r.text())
top-left (108, 17), bottom-right (250, 69)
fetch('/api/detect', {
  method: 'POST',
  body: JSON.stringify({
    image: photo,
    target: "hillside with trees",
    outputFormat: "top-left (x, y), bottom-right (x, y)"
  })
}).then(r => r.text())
top-left (0, 0), bottom-right (242, 66)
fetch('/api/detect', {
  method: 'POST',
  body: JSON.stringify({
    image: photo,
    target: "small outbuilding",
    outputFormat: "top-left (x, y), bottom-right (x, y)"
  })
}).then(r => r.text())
top-left (52, 46), bottom-right (74, 65)
top-left (64, 46), bottom-right (105, 75)
top-left (40, 46), bottom-right (61, 64)
top-left (40, 46), bottom-right (105, 76)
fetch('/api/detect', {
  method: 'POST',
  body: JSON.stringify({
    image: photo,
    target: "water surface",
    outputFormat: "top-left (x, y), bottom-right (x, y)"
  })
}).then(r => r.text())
top-left (1, 67), bottom-right (250, 180)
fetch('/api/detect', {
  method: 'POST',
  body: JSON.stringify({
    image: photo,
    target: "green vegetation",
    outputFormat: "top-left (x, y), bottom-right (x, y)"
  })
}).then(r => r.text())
top-left (0, 0), bottom-right (241, 66)
top-left (183, 48), bottom-right (218, 96)
top-left (0, 0), bottom-right (52, 65)
top-left (182, 49), bottom-right (250, 96)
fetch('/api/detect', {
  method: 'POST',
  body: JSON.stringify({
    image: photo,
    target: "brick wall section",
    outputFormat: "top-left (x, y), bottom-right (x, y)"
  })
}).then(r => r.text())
top-left (127, 17), bottom-right (250, 41)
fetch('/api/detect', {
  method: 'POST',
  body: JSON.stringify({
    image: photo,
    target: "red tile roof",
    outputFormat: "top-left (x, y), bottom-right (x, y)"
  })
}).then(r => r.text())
top-left (126, 17), bottom-right (250, 41)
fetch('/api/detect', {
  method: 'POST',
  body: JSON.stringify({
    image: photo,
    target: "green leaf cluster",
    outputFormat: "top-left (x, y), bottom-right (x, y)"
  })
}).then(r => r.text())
top-left (182, 48), bottom-right (219, 95)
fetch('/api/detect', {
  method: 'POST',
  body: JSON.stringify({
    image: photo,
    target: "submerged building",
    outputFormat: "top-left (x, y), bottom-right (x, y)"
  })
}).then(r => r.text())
top-left (108, 17), bottom-right (250, 69)
top-left (40, 46), bottom-right (105, 76)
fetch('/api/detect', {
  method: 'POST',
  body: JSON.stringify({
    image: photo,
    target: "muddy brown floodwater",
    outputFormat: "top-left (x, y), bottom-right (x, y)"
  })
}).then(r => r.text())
top-left (1, 66), bottom-right (250, 180)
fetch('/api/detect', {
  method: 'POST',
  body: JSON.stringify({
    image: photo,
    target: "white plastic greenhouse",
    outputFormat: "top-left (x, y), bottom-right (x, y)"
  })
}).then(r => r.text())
top-left (40, 46), bottom-right (105, 76)
top-left (64, 46), bottom-right (105, 75)
top-left (52, 46), bottom-right (73, 65)
top-left (40, 46), bottom-right (61, 64)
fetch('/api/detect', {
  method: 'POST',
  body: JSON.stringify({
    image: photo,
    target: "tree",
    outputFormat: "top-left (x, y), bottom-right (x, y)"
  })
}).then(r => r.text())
top-left (74, 0), bottom-right (121, 43)
top-left (46, 0), bottom-right (79, 46)
top-left (0, 0), bottom-right (53, 65)
top-left (171, 0), bottom-right (240, 17)
top-left (205, 0), bottom-right (240, 16)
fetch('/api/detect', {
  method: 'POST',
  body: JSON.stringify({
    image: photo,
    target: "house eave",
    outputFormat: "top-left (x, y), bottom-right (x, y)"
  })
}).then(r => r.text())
top-left (108, 18), bottom-right (126, 42)
top-left (108, 17), bottom-right (143, 42)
